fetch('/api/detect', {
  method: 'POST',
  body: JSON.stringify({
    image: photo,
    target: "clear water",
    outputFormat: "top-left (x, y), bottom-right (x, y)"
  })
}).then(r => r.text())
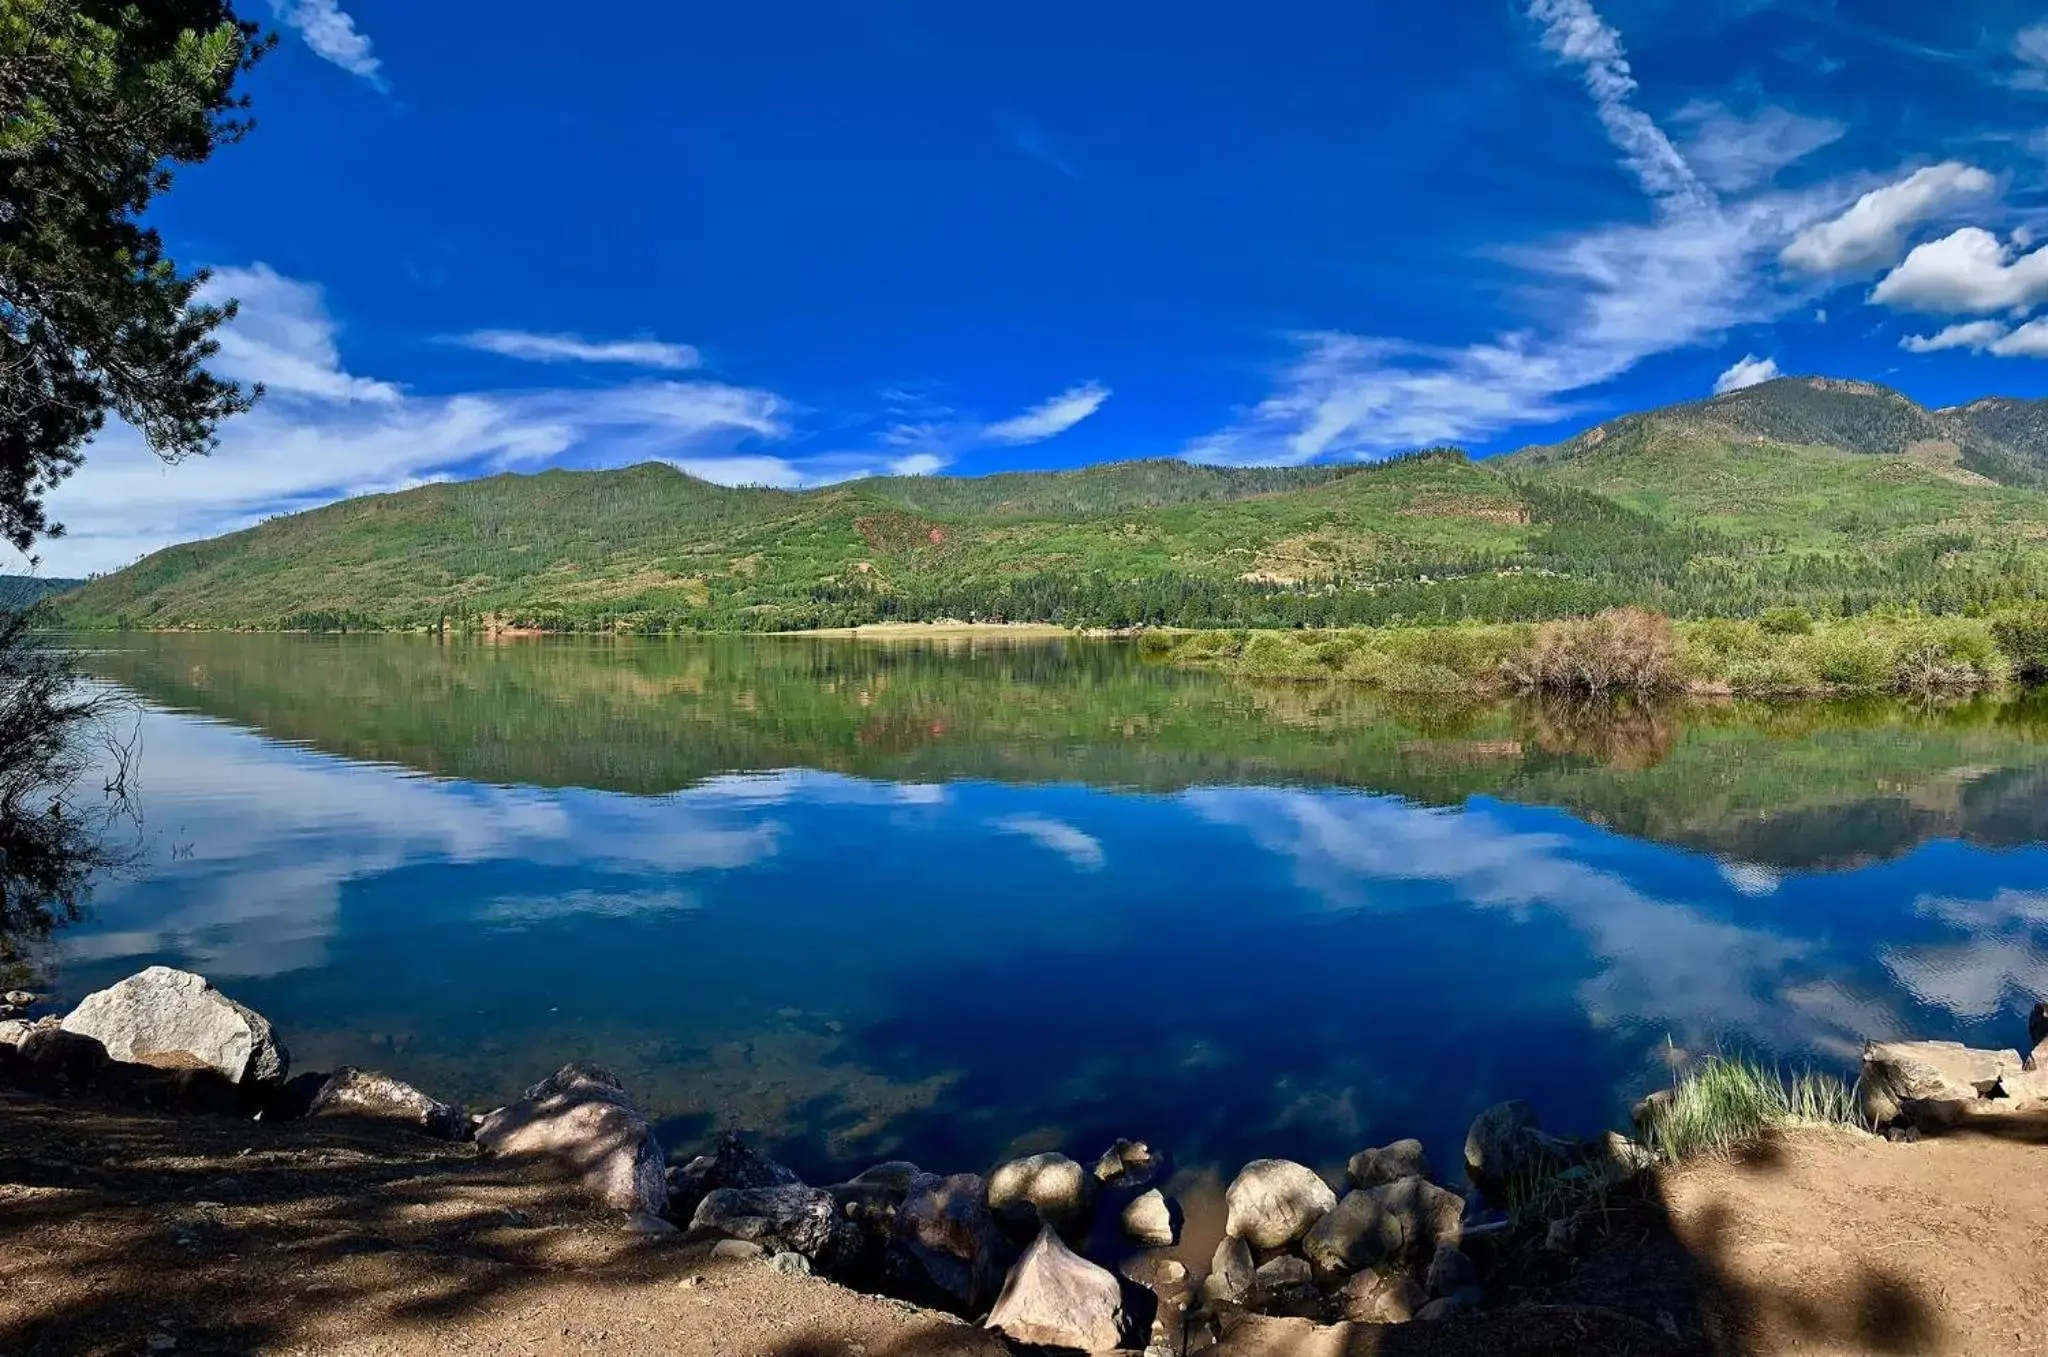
top-left (48, 633), bottom-right (2048, 1184)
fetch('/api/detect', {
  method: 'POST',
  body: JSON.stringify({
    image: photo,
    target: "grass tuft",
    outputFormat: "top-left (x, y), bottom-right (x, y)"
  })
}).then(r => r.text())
top-left (1647, 1054), bottom-right (1863, 1162)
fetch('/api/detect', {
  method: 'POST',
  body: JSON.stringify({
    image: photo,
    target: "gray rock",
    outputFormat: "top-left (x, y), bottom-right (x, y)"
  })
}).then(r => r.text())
top-left (1861, 1041), bottom-right (2023, 1128)
top-left (847, 1160), bottom-right (923, 1191)
top-left (1346, 1138), bottom-right (1431, 1190)
top-left (1095, 1137), bottom-right (1166, 1189)
top-left (984, 1225), bottom-right (1125, 1351)
top-left (2, 990), bottom-right (36, 1009)
top-left (0, 1018), bottom-right (32, 1050)
top-left (1223, 1159), bottom-right (1336, 1250)
top-left (1425, 1244), bottom-right (1478, 1298)
top-left (1463, 1100), bottom-right (1567, 1195)
top-left (61, 967), bottom-right (288, 1084)
top-left (1121, 1188), bottom-right (1176, 1247)
top-left (885, 1172), bottom-right (1005, 1311)
top-left (690, 1184), bottom-right (853, 1266)
top-left (475, 1064), bottom-right (668, 1224)
top-left (1341, 1269), bottom-right (1426, 1323)
top-left (1632, 1088), bottom-right (1674, 1136)
top-left (768, 1250), bottom-right (812, 1277)
top-left (1253, 1255), bottom-right (1312, 1293)
top-left (1599, 1130), bottom-right (1658, 1176)
top-left (1417, 1286), bottom-right (1484, 1321)
top-left (709, 1239), bottom-right (766, 1263)
top-left (1302, 1178), bottom-right (1463, 1278)
top-left (667, 1132), bottom-right (800, 1223)
top-left (1119, 1252), bottom-right (1189, 1299)
top-left (18, 1024), bottom-right (109, 1077)
top-left (308, 1067), bottom-right (469, 1140)
top-left (1201, 1235), bottom-right (1255, 1310)
top-left (987, 1151), bottom-right (1091, 1236)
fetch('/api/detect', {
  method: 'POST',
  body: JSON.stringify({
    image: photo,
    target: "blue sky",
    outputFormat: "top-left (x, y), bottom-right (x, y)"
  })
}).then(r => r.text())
top-left (39, 0), bottom-right (2048, 573)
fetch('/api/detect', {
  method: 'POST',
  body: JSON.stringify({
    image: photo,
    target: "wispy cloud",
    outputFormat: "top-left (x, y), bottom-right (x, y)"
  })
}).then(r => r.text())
top-left (1900, 319), bottom-right (2011, 354)
top-left (1714, 354), bottom-right (1780, 393)
top-left (197, 264), bottom-right (399, 404)
top-left (1672, 101), bottom-right (1845, 195)
top-left (270, 0), bottom-right (385, 88)
top-left (2008, 21), bottom-right (2048, 92)
top-left (1781, 163), bottom-right (1997, 275)
top-left (1001, 113), bottom-right (1082, 179)
top-left (453, 330), bottom-right (703, 371)
top-left (1186, 0), bottom-right (1851, 465)
top-left (981, 381), bottom-right (1111, 445)
top-left (989, 815), bottom-right (1106, 871)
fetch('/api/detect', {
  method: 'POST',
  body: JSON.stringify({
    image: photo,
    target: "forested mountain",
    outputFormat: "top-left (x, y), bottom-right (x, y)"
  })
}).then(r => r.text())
top-left (52, 378), bottom-right (2048, 632)
top-left (0, 576), bottom-right (85, 610)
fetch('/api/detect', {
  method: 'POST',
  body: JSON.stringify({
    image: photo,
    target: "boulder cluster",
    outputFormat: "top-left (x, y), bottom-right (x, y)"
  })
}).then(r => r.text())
top-left (1859, 1005), bottom-right (2048, 1135)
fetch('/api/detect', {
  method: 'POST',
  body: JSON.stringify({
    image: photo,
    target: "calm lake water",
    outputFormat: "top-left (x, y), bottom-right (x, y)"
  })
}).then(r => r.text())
top-left (45, 633), bottom-right (2048, 1184)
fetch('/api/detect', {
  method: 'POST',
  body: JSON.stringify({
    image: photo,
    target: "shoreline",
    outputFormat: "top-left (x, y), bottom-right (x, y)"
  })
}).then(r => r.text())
top-left (4, 968), bottom-right (2044, 1354)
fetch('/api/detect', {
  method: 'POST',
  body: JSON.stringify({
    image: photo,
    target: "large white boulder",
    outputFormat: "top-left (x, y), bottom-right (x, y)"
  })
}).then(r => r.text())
top-left (983, 1225), bottom-right (1125, 1350)
top-left (475, 1063), bottom-right (669, 1227)
top-left (61, 967), bottom-right (288, 1084)
top-left (1224, 1158), bottom-right (1336, 1250)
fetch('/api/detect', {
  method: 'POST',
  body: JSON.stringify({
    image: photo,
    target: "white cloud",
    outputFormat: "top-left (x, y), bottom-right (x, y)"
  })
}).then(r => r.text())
top-left (1713, 354), bottom-right (1781, 393)
top-left (1992, 319), bottom-right (2048, 358)
top-left (2011, 21), bottom-right (2048, 91)
top-left (981, 382), bottom-right (1112, 445)
top-left (42, 266), bottom-right (795, 574)
top-left (1527, 0), bottom-right (1708, 210)
top-left (989, 815), bottom-right (1106, 872)
top-left (1674, 101), bottom-right (1845, 194)
top-left (454, 330), bottom-right (702, 371)
top-left (1780, 162), bottom-right (1997, 275)
top-left (270, 0), bottom-right (384, 86)
top-left (889, 453), bottom-right (946, 476)
top-left (197, 264), bottom-right (399, 404)
top-left (1900, 319), bottom-right (2010, 353)
top-left (1870, 226), bottom-right (2048, 315)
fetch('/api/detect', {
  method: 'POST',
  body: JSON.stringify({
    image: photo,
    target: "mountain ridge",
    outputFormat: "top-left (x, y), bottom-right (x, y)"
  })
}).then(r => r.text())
top-left (53, 378), bottom-right (2048, 632)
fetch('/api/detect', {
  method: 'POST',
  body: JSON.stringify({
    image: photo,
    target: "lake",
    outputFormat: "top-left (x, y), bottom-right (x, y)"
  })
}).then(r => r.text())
top-left (42, 632), bottom-right (2048, 1186)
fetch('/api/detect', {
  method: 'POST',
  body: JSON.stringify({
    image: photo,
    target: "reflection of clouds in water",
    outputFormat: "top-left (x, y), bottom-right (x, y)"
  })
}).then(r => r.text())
top-left (1719, 860), bottom-right (1782, 897)
top-left (68, 713), bottom-right (856, 979)
top-left (482, 887), bottom-right (701, 928)
top-left (1882, 889), bottom-right (2048, 1021)
top-left (987, 814), bottom-right (1105, 871)
top-left (1184, 787), bottom-right (1824, 1053)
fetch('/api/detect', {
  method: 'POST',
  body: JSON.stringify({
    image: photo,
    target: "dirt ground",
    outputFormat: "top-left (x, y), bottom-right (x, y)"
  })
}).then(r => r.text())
top-left (0, 1079), bottom-right (2042, 1357)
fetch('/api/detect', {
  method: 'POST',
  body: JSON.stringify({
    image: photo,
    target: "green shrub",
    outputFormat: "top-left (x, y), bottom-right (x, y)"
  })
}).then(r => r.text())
top-left (1993, 608), bottom-right (2048, 683)
top-left (1759, 607), bottom-right (1813, 636)
top-left (1500, 608), bottom-right (1680, 694)
top-left (1806, 629), bottom-right (1891, 690)
top-left (1646, 1055), bottom-right (1862, 1162)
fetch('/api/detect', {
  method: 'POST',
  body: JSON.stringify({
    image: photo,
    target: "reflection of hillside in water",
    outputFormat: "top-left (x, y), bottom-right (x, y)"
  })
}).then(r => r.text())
top-left (74, 632), bottom-right (2048, 870)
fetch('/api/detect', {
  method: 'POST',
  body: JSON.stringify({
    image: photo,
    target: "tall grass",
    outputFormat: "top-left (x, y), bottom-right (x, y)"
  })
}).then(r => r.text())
top-left (1646, 1055), bottom-right (1863, 1161)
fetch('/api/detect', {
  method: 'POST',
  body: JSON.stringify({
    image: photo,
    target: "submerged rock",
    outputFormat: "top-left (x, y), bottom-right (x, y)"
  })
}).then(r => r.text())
top-left (61, 967), bottom-right (288, 1084)
top-left (987, 1151), bottom-right (1091, 1237)
top-left (1223, 1159), bottom-right (1336, 1250)
top-left (1095, 1137), bottom-right (1167, 1190)
top-left (984, 1225), bottom-right (1125, 1351)
top-left (1346, 1138), bottom-right (1431, 1190)
top-left (2, 990), bottom-right (37, 1009)
top-left (308, 1067), bottom-right (469, 1141)
top-left (475, 1063), bottom-right (668, 1226)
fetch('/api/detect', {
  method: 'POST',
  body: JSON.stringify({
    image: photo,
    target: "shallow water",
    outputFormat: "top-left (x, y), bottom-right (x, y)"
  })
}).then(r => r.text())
top-left (47, 633), bottom-right (2048, 1184)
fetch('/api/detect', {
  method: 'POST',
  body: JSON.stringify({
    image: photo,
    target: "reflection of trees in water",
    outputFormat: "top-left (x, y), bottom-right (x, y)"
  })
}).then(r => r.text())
top-left (0, 609), bottom-right (134, 981)
top-left (1524, 695), bottom-right (1680, 772)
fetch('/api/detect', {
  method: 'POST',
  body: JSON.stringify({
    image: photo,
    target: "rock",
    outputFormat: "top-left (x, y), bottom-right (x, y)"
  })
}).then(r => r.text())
top-left (1121, 1188), bottom-right (1176, 1247)
top-left (1346, 1138), bottom-right (1431, 1190)
top-left (1223, 1159), bottom-right (1336, 1251)
top-left (18, 1024), bottom-right (110, 1078)
top-left (1253, 1255), bottom-right (1312, 1293)
top-left (1599, 1130), bottom-right (1658, 1176)
top-left (1862, 1041), bottom-right (2023, 1128)
top-left (0, 1005), bottom-right (22, 1021)
top-left (60, 967), bottom-right (288, 1084)
top-left (1417, 1287), bottom-right (1484, 1321)
top-left (768, 1250), bottom-right (812, 1277)
top-left (1464, 1100), bottom-right (1570, 1196)
top-left (987, 1151), bottom-right (1091, 1236)
top-left (1301, 1178), bottom-right (1463, 1278)
top-left (2028, 1002), bottom-right (2047, 1070)
top-left (0, 1018), bottom-right (31, 1050)
top-left (689, 1184), bottom-right (853, 1266)
top-left (1632, 1088), bottom-right (1674, 1136)
top-left (667, 1132), bottom-right (801, 1223)
top-left (308, 1067), bottom-right (469, 1140)
top-left (1341, 1270), bottom-right (1426, 1323)
top-left (847, 1160), bottom-right (923, 1191)
top-left (885, 1172), bottom-right (1005, 1311)
top-left (475, 1063), bottom-right (667, 1224)
top-left (1201, 1235), bottom-right (1255, 1310)
top-left (710, 1239), bottom-right (766, 1263)
top-left (984, 1225), bottom-right (1125, 1351)
top-left (1095, 1137), bottom-right (1166, 1189)
top-left (2, 990), bottom-right (36, 1008)
top-left (1119, 1253), bottom-right (1189, 1298)
top-left (1424, 1244), bottom-right (1478, 1298)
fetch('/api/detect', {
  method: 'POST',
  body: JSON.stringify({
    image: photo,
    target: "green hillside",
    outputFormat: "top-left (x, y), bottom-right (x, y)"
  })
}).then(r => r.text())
top-left (52, 377), bottom-right (2048, 632)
